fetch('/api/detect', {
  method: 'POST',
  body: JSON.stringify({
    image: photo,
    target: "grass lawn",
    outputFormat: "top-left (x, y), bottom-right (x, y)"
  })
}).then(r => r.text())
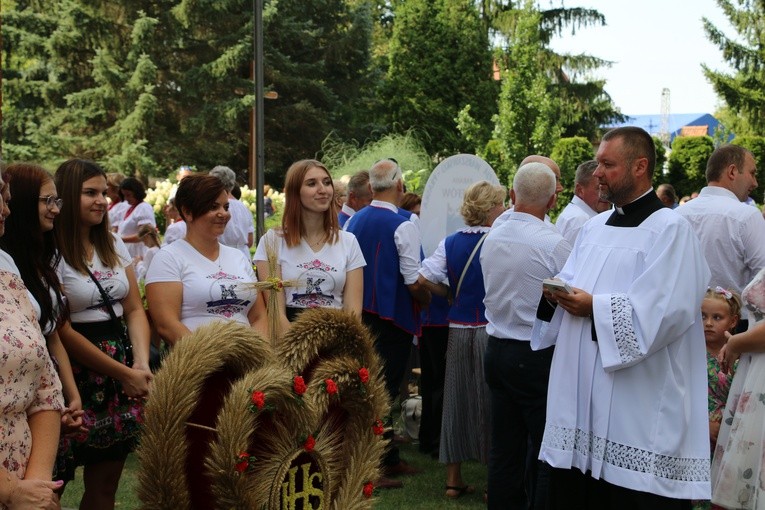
top-left (60, 440), bottom-right (488, 509)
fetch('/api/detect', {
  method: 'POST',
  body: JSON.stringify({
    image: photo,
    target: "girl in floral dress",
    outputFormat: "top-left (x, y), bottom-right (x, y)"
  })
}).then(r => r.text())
top-left (694, 287), bottom-right (741, 510)
top-left (0, 167), bottom-right (64, 510)
top-left (712, 269), bottom-right (765, 509)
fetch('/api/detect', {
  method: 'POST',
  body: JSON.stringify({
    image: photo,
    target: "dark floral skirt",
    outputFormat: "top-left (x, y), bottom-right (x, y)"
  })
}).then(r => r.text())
top-left (56, 320), bottom-right (143, 479)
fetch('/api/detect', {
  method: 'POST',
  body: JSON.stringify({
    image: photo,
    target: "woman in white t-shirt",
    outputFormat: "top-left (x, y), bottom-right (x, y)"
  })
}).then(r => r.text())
top-left (54, 159), bottom-right (152, 510)
top-left (116, 177), bottom-right (156, 261)
top-left (253, 159), bottom-right (365, 329)
top-left (106, 172), bottom-right (129, 232)
top-left (145, 174), bottom-right (269, 345)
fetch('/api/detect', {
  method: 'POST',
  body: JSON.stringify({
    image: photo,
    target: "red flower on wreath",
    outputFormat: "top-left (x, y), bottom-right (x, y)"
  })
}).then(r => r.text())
top-left (358, 367), bottom-right (369, 384)
top-left (293, 376), bottom-right (307, 395)
top-left (251, 390), bottom-right (266, 410)
top-left (363, 481), bottom-right (374, 498)
top-left (372, 419), bottom-right (384, 436)
top-left (324, 378), bottom-right (338, 395)
top-left (303, 434), bottom-right (316, 452)
top-left (235, 452), bottom-right (252, 473)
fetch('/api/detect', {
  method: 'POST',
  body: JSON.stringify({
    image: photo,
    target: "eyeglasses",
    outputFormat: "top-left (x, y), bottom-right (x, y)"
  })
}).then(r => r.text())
top-left (39, 195), bottom-right (63, 210)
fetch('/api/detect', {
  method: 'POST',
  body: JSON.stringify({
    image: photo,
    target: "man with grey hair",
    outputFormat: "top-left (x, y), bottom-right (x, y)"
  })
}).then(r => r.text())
top-left (481, 162), bottom-right (572, 509)
top-left (555, 160), bottom-right (611, 245)
top-left (346, 158), bottom-right (430, 487)
top-left (338, 170), bottom-right (373, 228)
top-left (209, 165), bottom-right (255, 258)
top-left (492, 155), bottom-right (562, 230)
top-left (676, 144), bottom-right (765, 308)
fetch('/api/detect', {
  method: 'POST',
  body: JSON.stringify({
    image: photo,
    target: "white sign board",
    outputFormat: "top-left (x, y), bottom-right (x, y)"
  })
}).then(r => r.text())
top-left (419, 154), bottom-right (500, 257)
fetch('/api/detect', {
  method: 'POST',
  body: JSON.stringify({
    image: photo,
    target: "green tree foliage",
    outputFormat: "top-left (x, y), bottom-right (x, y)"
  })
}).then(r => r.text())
top-left (653, 136), bottom-right (668, 178)
top-left (703, 0), bottom-right (765, 133)
top-left (484, 0), bottom-right (624, 139)
top-left (482, 2), bottom-right (563, 186)
top-left (380, 0), bottom-right (496, 157)
top-left (667, 136), bottom-right (715, 198)
top-left (732, 135), bottom-right (765, 191)
top-left (3, 0), bottom-right (373, 183)
top-left (549, 136), bottom-right (593, 218)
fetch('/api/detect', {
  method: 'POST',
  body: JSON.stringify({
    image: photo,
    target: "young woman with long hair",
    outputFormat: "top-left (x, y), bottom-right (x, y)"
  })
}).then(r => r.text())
top-left (0, 164), bottom-right (86, 480)
top-left (53, 159), bottom-right (152, 510)
top-left (253, 159), bottom-right (365, 331)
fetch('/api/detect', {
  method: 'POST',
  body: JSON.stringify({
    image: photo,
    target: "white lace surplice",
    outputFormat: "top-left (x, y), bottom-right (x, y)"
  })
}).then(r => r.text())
top-left (533, 208), bottom-right (712, 500)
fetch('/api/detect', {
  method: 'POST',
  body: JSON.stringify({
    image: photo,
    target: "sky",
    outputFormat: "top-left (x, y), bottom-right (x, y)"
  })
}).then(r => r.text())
top-left (548, 0), bottom-right (735, 115)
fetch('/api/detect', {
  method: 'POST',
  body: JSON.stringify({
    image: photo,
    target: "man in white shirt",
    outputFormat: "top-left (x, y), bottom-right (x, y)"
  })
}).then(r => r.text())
top-left (535, 127), bottom-right (710, 509)
top-left (339, 170), bottom-right (373, 228)
top-left (676, 144), bottom-right (765, 305)
top-left (555, 160), bottom-right (611, 245)
top-left (493, 155), bottom-right (562, 230)
top-left (481, 162), bottom-right (571, 510)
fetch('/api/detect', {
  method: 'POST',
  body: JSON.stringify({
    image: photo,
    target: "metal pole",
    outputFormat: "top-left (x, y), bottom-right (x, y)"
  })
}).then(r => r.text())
top-left (254, 0), bottom-right (265, 240)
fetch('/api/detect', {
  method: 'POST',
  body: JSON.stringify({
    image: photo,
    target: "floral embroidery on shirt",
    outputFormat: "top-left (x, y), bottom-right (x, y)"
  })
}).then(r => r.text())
top-left (297, 259), bottom-right (336, 273)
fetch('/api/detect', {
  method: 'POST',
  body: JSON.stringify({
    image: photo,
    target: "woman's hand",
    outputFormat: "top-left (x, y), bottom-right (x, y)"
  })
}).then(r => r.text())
top-left (5, 478), bottom-right (63, 510)
top-left (120, 366), bottom-right (153, 398)
top-left (60, 397), bottom-right (87, 437)
top-left (719, 334), bottom-right (740, 374)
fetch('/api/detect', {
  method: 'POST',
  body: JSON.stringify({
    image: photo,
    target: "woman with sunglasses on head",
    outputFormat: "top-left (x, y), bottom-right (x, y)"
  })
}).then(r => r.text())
top-left (53, 159), bottom-right (152, 510)
top-left (253, 159), bottom-right (365, 333)
top-left (0, 164), bottom-right (87, 483)
top-left (0, 166), bottom-right (65, 510)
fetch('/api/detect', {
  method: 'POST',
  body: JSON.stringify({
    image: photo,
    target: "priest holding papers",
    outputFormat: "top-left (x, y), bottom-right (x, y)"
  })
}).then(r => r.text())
top-left (533, 127), bottom-right (711, 509)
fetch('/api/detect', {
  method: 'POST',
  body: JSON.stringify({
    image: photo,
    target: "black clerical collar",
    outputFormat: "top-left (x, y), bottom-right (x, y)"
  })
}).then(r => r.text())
top-left (605, 189), bottom-right (664, 227)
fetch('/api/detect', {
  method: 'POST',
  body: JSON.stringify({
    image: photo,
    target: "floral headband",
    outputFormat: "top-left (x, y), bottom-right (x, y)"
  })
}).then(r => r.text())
top-left (710, 286), bottom-right (733, 300)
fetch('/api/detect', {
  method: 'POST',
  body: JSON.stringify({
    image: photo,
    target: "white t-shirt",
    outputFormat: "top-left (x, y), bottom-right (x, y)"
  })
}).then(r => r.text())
top-left (117, 201), bottom-right (156, 259)
top-left (253, 229), bottom-right (366, 309)
top-left (163, 221), bottom-right (186, 246)
top-left (135, 246), bottom-right (159, 282)
top-left (58, 235), bottom-right (133, 323)
top-left (145, 240), bottom-right (259, 331)
top-left (219, 198), bottom-right (255, 259)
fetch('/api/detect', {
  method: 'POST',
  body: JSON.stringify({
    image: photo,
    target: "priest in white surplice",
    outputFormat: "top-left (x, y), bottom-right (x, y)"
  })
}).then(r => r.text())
top-left (533, 127), bottom-right (711, 509)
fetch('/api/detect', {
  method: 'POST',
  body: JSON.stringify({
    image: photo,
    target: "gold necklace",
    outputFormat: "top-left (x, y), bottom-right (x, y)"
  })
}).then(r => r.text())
top-left (306, 234), bottom-right (325, 247)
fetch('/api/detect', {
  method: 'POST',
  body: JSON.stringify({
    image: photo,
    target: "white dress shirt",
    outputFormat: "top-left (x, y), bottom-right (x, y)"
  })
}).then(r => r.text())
top-left (676, 185), bottom-right (765, 293)
top-left (481, 211), bottom-right (571, 340)
top-left (555, 195), bottom-right (598, 246)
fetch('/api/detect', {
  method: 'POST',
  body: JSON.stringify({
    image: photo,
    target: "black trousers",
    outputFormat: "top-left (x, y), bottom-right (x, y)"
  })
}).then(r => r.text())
top-left (362, 311), bottom-right (413, 467)
top-left (484, 336), bottom-right (553, 510)
top-left (417, 325), bottom-right (448, 455)
top-left (549, 468), bottom-right (692, 510)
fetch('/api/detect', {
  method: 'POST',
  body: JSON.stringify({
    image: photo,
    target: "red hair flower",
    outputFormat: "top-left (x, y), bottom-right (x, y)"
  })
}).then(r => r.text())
top-left (251, 390), bottom-right (266, 410)
top-left (303, 434), bottom-right (316, 452)
top-left (363, 482), bottom-right (374, 498)
top-left (293, 376), bottom-right (307, 396)
top-left (324, 378), bottom-right (338, 395)
top-left (235, 452), bottom-right (254, 473)
top-left (372, 419), bottom-right (384, 436)
top-left (358, 367), bottom-right (369, 384)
